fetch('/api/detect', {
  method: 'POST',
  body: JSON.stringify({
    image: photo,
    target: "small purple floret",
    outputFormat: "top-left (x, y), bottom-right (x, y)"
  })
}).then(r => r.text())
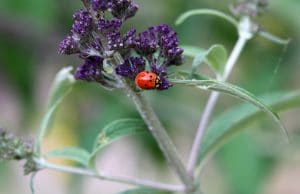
top-left (58, 35), bottom-right (78, 55)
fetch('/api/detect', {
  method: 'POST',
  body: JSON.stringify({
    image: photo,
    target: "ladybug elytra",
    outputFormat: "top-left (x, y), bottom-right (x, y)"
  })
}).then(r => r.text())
top-left (135, 71), bottom-right (160, 90)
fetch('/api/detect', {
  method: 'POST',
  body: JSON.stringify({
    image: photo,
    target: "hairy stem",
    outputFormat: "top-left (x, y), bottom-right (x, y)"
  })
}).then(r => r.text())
top-left (113, 53), bottom-right (195, 192)
top-left (187, 17), bottom-right (253, 175)
top-left (35, 158), bottom-right (185, 192)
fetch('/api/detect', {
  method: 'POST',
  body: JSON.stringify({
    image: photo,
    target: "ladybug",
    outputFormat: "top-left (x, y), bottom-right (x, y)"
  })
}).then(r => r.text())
top-left (135, 71), bottom-right (160, 90)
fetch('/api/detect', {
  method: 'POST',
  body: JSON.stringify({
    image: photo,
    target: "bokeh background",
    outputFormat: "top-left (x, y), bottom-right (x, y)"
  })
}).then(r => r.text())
top-left (0, 0), bottom-right (299, 194)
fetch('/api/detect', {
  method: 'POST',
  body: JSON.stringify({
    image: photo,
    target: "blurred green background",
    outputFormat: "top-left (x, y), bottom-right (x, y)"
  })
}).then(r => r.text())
top-left (0, 0), bottom-right (299, 194)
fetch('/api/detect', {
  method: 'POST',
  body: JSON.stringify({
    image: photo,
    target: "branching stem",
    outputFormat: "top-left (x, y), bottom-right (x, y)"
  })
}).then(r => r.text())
top-left (35, 158), bottom-right (185, 192)
top-left (187, 17), bottom-right (254, 175)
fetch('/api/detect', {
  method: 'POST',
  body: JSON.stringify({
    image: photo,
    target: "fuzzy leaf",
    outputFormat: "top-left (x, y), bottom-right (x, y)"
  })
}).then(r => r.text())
top-left (196, 91), bottom-right (300, 172)
top-left (119, 188), bottom-right (171, 194)
top-left (170, 78), bottom-right (289, 144)
top-left (192, 44), bottom-right (227, 75)
top-left (46, 147), bottom-right (90, 167)
top-left (35, 67), bottom-right (75, 153)
top-left (89, 119), bottom-right (147, 166)
top-left (182, 45), bottom-right (205, 58)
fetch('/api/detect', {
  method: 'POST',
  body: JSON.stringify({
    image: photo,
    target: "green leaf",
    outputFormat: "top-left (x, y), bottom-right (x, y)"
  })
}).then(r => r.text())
top-left (181, 45), bottom-right (205, 58)
top-left (46, 147), bottom-right (90, 167)
top-left (119, 188), bottom-right (171, 194)
top-left (35, 67), bottom-right (75, 153)
top-left (192, 44), bottom-right (227, 75)
top-left (89, 119), bottom-right (147, 166)
top-left (196, 91), bottom-right (300, 172)
top-left (175, 9), bottom-right (238, 28)
top-left (170, 78), bottom-right (289, 144)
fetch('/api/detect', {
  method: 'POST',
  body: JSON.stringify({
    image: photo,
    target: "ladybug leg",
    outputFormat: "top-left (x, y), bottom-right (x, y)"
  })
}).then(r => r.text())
top-left (155, 76), bottom-right (161, 88)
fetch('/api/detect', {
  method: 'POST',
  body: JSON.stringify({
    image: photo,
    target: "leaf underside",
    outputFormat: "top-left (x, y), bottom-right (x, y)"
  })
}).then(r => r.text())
top-left (197, 91), bottom-right (300, 171)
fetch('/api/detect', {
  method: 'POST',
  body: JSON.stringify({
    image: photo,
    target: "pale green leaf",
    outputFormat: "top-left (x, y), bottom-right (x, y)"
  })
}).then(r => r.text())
top-left (175, 9), bottom-right (238, 28)
top-left (89, 119), bottom-right (147, 166)
top-left (119, 188), bottom-right (171, 194)
top-left (196, 91), bottom-right (300, 173)
top-left (47, 67), bottom-right (75, 108)
top-left (46, 147), bottom-right (90, 167)
top-left (170, 78), bottom-right (289, 144)
top-left (181, 45), bottom-right (205, 58)
top-left (192, 44), bottom-right (227, 75)
top-left (35, 67), bottom-right (75, 153)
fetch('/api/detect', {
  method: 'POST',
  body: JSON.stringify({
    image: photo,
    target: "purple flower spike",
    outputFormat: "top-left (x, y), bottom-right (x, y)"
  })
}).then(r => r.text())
top-left (72, 9), bottom-right (93, 37)
top-left (133, 24), bottom-right (183, 66)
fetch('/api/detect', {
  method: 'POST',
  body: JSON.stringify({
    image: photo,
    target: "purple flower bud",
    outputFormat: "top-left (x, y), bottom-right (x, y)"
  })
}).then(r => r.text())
top-left (75, 56), bottom-right (104, 82)
top-left (156, 76), bottom-right (172, 90)
top-left (107, 29), bottom-right (136, 50)
top-left (58, 35), bottom-right (79, 55)
top-left (92, 0), bottom-right (113, 11)
top-left (111, 0), bottom-right (139, 20)
top-left (98, 19), bottom-right (123, 35)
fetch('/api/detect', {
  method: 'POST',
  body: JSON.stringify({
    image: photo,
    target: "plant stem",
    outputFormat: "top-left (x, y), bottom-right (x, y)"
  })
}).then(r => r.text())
top-left (35, 158), bottom-right (185, 192)
top-left (187, 17), bottom-right (254, 175)
top-left (112, 53), bottom-right (195, 192)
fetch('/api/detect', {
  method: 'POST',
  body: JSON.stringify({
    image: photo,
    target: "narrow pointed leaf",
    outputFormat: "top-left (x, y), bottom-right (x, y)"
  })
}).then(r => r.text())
top-left (196, 91), bottom-right (300, 173)
top-left (175, 9), bottom-right (238, 28)
top-left (46, 147), bottom-right (90, 167)
top-left (35, 67), bottom-right (75, 153)
top-left (170, 78), bottom-right (289, 143)
top-left (89, 119), bottom-right (147, 166)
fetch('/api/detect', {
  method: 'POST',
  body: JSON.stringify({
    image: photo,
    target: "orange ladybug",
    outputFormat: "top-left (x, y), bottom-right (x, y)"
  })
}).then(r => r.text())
top-left (135, 71), bottom-right (160, 90)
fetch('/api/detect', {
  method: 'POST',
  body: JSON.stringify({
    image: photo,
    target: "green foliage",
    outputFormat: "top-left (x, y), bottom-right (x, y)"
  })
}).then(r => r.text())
top-left (119, 188), bottom-right (171, 194)
top-left (217, 135), bottom-right (272, 194)
top-left (89, 118), bottom-right (147, 166)
top-left (46, 147), bottom-right (90, 167)
top-left (35, 67), bottom-right (75, 153)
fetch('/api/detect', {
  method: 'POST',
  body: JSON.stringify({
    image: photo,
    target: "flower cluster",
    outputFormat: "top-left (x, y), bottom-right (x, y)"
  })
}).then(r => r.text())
top-left (231, 0), bottom-right (269, 17)
top-left (59, 0), bottom-right (184, 90)
top-left (0, 129), bottom-right (37, 175)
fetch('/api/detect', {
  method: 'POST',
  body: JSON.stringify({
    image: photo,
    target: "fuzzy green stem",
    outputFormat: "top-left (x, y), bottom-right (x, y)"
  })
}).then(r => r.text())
top-left (112, 53), bottom-right (195, 192)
